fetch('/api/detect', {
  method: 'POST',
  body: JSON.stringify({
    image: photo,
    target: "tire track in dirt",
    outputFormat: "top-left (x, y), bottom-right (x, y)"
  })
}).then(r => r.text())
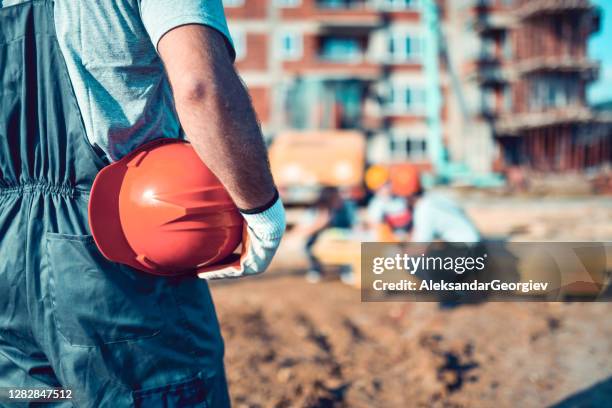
top-left (294, 313), bottom-right (350, 407)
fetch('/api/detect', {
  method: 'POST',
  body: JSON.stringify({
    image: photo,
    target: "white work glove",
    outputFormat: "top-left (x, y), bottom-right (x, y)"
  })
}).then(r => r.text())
top-left (197, 193), bottom-right (286, 279)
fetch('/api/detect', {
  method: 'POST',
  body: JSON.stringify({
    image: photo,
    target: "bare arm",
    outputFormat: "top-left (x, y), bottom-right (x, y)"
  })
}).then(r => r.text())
top-left (158, 24), bottom-right (276, 210)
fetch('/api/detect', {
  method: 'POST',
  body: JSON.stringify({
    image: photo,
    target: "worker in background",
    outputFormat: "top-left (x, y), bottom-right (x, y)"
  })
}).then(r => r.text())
top-left (366, 164), bottom-right (480, 243)
top-left (293, 187), bottom-right (357, 284)
top-left (368, 165), bottom-right (481, 304)
top-left (0, 1), bottom-right (284, 406)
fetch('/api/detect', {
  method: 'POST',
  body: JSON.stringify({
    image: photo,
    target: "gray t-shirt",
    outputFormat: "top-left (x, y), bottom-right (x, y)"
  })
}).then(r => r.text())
top-left (1, 0), bottom-right (234, 161)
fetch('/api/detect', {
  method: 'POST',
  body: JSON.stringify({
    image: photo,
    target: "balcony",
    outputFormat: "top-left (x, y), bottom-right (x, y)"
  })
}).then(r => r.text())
top-left (495, 107), bottom-right (595, 134)
top-left (515, 0), bottom-right (594, 19)
top-left (516, 57), bottom-right (599, 80)
top-left (314, 0), bottom-right (382, 29)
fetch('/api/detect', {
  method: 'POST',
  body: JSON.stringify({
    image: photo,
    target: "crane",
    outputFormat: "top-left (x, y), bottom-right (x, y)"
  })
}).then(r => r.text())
top-left (422, 0), bottom-right (504, 187)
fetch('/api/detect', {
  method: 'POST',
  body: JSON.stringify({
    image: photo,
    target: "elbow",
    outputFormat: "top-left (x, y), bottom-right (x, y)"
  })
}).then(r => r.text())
top-left (173, 75), bottom-right (216, 105)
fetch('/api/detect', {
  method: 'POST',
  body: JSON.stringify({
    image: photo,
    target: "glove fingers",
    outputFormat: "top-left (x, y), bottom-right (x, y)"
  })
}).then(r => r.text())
top-left (197, 224), bottom-right (249, 276)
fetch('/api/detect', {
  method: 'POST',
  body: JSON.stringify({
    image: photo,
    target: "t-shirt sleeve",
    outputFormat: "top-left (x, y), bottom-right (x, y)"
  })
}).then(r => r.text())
top-left (139, 0), bottom-right (235, 60)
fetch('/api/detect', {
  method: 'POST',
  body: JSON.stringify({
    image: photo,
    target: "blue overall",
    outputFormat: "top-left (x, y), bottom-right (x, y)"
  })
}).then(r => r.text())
top-left (0, 1), bottom-right (230, 406)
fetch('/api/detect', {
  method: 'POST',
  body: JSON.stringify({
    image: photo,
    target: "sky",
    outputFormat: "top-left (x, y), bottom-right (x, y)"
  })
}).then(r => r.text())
top-left (588, 0), bottom-right (612, 104)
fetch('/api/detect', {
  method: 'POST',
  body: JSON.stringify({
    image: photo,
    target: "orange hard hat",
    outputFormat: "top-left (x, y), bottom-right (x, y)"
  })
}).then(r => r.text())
top-left (365, 165), bottom-right (389, 191)
top-left (390, 164), bottom-right (421, 197)
top-left (88, 138), bottom-right (243, 276)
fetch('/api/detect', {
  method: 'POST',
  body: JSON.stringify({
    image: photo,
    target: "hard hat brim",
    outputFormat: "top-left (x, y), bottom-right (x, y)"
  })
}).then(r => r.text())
top-left (88, 155), bottom-right (145, 271)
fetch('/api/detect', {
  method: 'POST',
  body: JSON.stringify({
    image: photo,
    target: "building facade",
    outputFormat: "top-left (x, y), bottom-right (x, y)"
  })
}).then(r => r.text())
top-left (224, 0), bottom-right (609, 176)
top-left (446, 0), bottom-right (609, 175)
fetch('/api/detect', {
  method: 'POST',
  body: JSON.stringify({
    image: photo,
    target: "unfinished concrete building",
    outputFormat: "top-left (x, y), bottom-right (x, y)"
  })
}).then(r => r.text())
top-left (446, 0), bottom-right (610, 175)
top-left (502, 0), bottom-right (608, 172)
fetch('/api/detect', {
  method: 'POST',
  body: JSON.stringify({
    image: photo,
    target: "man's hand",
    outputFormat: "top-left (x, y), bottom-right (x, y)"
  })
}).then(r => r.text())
top-left (158, 24), bottom-right (285, 277)
top-left (197, 195), bottom-right (286, 279)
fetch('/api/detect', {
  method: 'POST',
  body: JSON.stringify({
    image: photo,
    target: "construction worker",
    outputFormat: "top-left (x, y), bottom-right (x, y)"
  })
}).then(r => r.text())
top-left (0, 1), bottom-right (284, 407)
top-left (368, 165), bottom-right (481, 305)
top-left (366, 164), bottom-right (480, 243)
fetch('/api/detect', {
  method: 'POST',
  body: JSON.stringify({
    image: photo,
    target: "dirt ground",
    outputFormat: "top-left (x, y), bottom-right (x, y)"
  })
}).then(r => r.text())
top-left (210, 195), bottom-right (612, 408)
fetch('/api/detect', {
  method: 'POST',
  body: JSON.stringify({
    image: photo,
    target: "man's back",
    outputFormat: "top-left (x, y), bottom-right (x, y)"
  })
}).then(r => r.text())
top-left (0, 0), bottom-right (233, 161)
